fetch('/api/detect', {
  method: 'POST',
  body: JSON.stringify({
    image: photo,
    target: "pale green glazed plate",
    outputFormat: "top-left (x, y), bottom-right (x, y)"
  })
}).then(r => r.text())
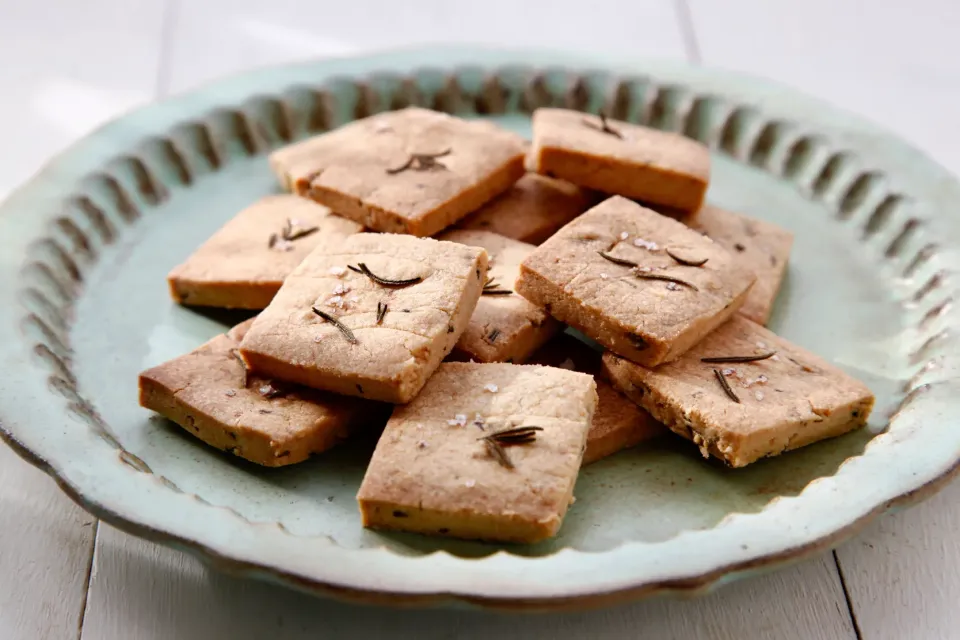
top-left (1, 47), bottom-right (958, 610)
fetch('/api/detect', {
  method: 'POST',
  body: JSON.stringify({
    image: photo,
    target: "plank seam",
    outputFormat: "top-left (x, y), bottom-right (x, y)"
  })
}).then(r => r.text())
top-left (673, 0), bottom-right (702, 63)
top-left (833, 549), bottom-right (865, 640)
top-left (75, 519), bottom-right (100, 640)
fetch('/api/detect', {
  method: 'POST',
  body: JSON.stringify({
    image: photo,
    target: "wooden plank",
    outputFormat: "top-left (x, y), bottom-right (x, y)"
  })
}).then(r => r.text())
top-left (0, 2), bottom-right (166, 639)
top-left (82, 525), bottom-right (854, 640)
top-left (0, 1), bottom-right (168, 199)
top-left (685, 0), bottom-right (960, 175)
top-left (685, 2), bottom-right (960, 638)
top-left (164, 0), bottom-right (689, 92)
top-left (834, 478), bottom-right (960, 639)
top-left (0, 447), bottom-right (96, 640)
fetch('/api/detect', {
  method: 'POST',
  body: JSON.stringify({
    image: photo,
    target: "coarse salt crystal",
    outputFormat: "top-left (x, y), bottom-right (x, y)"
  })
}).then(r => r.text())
top-left (447, 413), bottom-right (468, 427)
top-left (289, 218), bottom-right (304, 227)
top-left (619, 231), bottom-right (629, 240)
top-left (224, 390), bottom-right (236, 397)
top-left (483, 383), bottom-right (498, 393)
top-left (756, 341), bottom-right (767, 349)
top-left (326, 295), bottom-right (343, 307)
top-left (755, 390), bottom-right (765, 401)
top-left (756, 375), bottom-right (768, 384)
top-left (633, 237), bottom-right (658, 251)
top-left (722, 368), bottom-right (736, 376)
top-left (276, 240), bottom-right (294, 252)
top-left (770, 354), bottom-right (781, 362)
top-left (333, 284), bottom-right (350, 295)
top-left (666, 282), bottom-right (681, 291)
top-left (313, 335), bottom-right (323, 343)
top-left (600, 273), bottom-right (609, 280)
top-left (329, 266), bottom-right (347, 277)
top-left (465, 479), bottom-right (476, 488)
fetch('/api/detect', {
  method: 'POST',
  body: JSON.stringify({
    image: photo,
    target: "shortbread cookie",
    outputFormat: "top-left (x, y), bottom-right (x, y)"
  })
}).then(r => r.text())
top-left (516, 196), bottom-right (756, 367)
top-left (269, 107), bottom-right (526, 236)
top-left (240, 233), bottom-right (488, 403)
top-left (602, 315), bottom-right (874, 468)
top-left (167, 195), bottom-right (362, 309)
top-left (529, 335), bottom-right (663, 464)
top-left (691, 205), bottom-right (794, 325)
top-left (438, 230), bottom-right (562, 363)
top-left (139, 319), bottom-right (388, 467)
top-left (356, 362), bottom-right (597, 543)
top-left (529, 108), bottom-right (711, 214)
top-left (455, 173), bottom-right (597, 244)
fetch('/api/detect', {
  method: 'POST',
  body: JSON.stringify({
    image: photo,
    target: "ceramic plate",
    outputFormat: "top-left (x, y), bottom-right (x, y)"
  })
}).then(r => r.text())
top-left (1, 47), bottom-right (958, 610)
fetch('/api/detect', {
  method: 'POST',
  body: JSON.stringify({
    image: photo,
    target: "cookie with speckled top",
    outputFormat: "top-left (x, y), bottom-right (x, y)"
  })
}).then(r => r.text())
top-left (270, 107), bottom-right (526, 236)
top-left (356, 361), bottom-right (597, 543)
top-left (239, 233), bottom-right (488, 404)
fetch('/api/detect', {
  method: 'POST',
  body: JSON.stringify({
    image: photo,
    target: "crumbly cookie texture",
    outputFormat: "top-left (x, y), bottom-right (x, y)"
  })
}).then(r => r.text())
top-left (138, 319), bottom-right (389, 467)
top-left (356, 362), bottom-right (597, 543)
top-left (529, 108), bottom-right (711, 215)
top-left (455, 173), bottom-right (598, 244)
top-left (269, 107), bottom-right (526, 237)
top-left (239, 233), bottom-right (488, 404)
top-left (167, 195), bottom-right (362, 309)
top-left (438, 229), bottom-right (562, 363)
top-left (690, 205), bottom-right (794, 325)
top-left (528, 334), bottom-right (663, 464)
top-left (601, 315), bottom-right (874, 468)
top-left (515, 196), bottom-right (756, 367)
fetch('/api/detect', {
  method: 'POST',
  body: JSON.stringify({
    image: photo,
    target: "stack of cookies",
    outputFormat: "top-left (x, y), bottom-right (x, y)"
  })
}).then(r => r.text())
top-left (140, 106), bottom-right (874, 544)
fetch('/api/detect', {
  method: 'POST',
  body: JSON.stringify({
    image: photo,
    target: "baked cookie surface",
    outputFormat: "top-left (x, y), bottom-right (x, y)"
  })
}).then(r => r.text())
top-left (691, 205), bottom-right (794, 325)
top-left (239, 233), bottom-right (488, 403)
top-left (529, 108), bottom-right (710, 214)
top-left (516, 196), bottom-right (756, 366)
top-left (356, 362), bottom-right (597, 543)
top-left (167, 195), bottom-right (362, 309)
top-left (529, 335), bottom-right (664, 465)
top-left (602, 315), bottom-right (875, 468)
top-left (139, 319), bottom-right (388, 466)
top-left (439, 229), bottom-right (562, 363)
top-left (455, 173), bottom-right (597, 244)
top-left (270, 107), bottom-right (526, 236)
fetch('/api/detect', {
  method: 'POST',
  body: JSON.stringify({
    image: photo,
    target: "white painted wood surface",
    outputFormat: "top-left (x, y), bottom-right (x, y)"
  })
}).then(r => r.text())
top-left (1, 1), bottom-right (958, 638)
top-left (0, 3), bottom-right (165, 640)
top-left (81, 524), bottom-right (855, 640)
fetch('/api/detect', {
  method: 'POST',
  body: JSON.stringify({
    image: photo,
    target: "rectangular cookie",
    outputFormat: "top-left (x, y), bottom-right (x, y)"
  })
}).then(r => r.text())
top-left (529, 108), bottom-right (711, 215)
top-left (691, 205), bottom-right (794, 325)
top-left (167, 195), bottom-right (363, 309)
top-left (602, 315), bottom-right (875, 468)
top-left (529, 334), bottom-right (664, 464)
top-left (356, 362), bottom-right (597, 543)
top-left (269, 107), bottom-right (526, 237)
top-left (455, 173), bottom-right (597, 244)
top-left (139, 319), bottom-right (389, 466)
top-left (438, 229), bottom-right (562, 363)
top-left (239, 233), bottom-right (488, 403)
top-left (515, 196), bottom-right (756, 367)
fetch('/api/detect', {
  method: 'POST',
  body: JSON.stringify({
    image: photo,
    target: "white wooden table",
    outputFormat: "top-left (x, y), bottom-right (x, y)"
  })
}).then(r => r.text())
top-left (2, 2), bottom-right (958, 638)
